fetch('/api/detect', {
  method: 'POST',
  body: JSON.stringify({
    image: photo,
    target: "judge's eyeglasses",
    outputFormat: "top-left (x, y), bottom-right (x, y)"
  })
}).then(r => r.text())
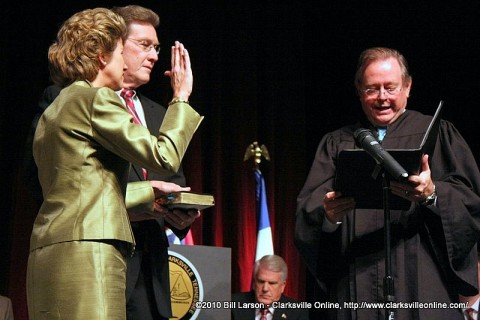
top-left (362, 86), bottom-right (402, 97)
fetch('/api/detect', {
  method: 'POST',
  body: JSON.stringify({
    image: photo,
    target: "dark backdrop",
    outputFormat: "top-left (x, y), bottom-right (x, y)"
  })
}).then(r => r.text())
top-left (2, 1), bottom-right (480, 319)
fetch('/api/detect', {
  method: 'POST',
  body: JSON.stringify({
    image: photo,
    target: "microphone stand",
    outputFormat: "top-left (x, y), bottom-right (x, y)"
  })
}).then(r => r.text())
top-left (381, 171), bottom-right (395, 320)
top-left (355, 128), bottom-right (409, 319)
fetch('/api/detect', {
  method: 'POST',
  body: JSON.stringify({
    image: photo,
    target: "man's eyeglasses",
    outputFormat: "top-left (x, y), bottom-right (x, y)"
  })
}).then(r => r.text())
top-left (127, 38), bottom-right (161, 54)
top-left (363, 86), bottom-right (402, 97)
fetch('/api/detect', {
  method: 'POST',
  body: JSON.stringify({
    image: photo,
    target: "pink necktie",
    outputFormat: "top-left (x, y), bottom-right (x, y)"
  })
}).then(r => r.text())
top-left (120, 89), bottom-right (147, 179)
top-left (466, 308), bottom-right (475, 320)
top-left (121, 89), bottom-right (142, 125)
top-left (260, 308), bottom-right (269, 320)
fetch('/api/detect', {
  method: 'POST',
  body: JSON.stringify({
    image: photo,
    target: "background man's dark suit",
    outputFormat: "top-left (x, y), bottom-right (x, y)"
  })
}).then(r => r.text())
top-left (23, 85), bottom-right (62, 204)
top-left (125, 92), bottom-right (190, 320)
top-left (231, 291), bottom-right (310, 320)
top-left (25, 86), bottom-right (190, 319)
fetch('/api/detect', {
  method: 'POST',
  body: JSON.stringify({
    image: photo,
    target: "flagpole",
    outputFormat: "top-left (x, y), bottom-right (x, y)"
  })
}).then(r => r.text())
top-left (243, 141), bottom-right (270, 169)
top-left (244, 142), bottom-right (273, 261)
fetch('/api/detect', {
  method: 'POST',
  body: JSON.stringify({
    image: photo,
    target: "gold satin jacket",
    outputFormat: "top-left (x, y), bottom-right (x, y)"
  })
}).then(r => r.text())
top-left (31, 80), bottom-right (203, 251)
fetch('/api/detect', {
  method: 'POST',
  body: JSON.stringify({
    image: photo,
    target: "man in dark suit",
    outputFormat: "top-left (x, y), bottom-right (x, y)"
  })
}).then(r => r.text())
top-left (24, 5), bottom-right (200, 320)
top-left (231, 255), bottom-right (310, 320)
top-left (111, 6), bottom-right (201, 320)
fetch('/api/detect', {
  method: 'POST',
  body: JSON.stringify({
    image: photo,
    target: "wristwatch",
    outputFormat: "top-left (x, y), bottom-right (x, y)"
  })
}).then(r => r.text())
top-left (421, 185), bottom-right (437, 206)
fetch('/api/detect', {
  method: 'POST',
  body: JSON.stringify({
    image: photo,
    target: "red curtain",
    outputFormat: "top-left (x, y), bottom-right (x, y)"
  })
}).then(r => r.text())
top-left (181, 114), bottom-right (308, 298)
top-left (182, 116), bottom-right (307, 298)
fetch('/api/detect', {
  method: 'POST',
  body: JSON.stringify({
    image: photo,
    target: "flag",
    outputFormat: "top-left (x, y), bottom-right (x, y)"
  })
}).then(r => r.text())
top-left (254, 168), bottom-right (274, 261)
top-left (183, 229), bottom-right (195, 245)
top-left (166, 228), bottom-right (195, 245)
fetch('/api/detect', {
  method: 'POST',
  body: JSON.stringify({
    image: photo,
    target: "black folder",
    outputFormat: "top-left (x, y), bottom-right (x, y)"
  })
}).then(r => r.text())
top-left (335, 101), bottom-right (444, 210)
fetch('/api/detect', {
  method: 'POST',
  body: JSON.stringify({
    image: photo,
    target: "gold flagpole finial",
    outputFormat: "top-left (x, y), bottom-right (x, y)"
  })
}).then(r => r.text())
top-left (243, 141), bottom-right (270, 168)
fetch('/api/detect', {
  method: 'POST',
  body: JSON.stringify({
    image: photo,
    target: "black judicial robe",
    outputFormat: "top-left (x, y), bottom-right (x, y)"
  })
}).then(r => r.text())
top-left (295, 109), bottom-right (480, 319)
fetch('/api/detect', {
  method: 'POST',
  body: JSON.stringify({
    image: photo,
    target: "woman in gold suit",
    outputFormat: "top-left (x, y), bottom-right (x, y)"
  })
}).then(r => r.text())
top-left (26, 8), bottom-right (202, 320)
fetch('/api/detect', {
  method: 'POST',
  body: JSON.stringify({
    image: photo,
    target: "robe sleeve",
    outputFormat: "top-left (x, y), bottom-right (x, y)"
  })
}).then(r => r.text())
top-left (294, 130), bottom-right (347, 292)
top-left (423, 120), bottom-right (480, 295)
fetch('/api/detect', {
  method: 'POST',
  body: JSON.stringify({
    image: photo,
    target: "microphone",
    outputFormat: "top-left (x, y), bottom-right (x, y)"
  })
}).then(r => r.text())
top-left (353, 128), bottom-right (409, 181)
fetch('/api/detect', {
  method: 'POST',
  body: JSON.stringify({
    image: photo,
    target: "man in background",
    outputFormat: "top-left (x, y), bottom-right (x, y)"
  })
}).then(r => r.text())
top-left (231, 254), bottom-right (310, 320)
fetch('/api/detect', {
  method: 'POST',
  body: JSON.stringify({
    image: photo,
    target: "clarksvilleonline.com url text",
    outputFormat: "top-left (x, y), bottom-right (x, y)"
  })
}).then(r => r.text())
top-left (197, 301), bottom-right (469, 310)
top-left (342, 301), bottom-right (469, 310)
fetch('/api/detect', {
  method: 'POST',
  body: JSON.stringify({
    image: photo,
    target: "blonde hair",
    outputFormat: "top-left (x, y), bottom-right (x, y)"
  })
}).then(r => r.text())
top-left (48, 8), bottom-right (127, 87)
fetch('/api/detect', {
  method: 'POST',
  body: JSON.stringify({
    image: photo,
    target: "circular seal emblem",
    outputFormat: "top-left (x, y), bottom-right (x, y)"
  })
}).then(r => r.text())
top-left (168, 250), bottom-right (204, 319)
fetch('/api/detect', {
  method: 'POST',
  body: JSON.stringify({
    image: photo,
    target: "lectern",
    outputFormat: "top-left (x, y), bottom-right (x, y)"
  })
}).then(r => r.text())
top-left (168, 245), bottom-right (231, 319)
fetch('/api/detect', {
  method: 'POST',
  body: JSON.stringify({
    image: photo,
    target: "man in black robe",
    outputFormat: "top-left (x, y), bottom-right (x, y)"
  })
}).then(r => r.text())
top-left (295, 47), bottom-right (480, 319)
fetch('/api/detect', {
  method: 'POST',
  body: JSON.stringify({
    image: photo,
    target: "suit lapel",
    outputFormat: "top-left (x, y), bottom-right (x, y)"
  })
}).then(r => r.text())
top-left (138, 93), bottom-right (162, 135)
